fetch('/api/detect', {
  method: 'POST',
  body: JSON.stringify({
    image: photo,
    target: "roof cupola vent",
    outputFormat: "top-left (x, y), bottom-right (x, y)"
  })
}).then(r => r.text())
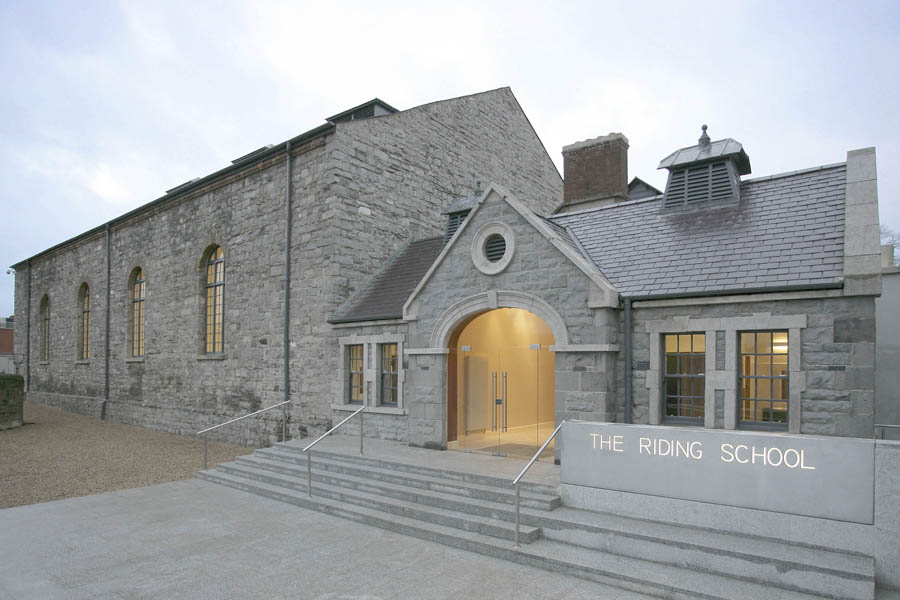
top-left (441, 183), bottom-right (484, 245)
top-left (657, 127), bottom-right (751, 209)
top-left (698, 124), bottom-right (710, 148)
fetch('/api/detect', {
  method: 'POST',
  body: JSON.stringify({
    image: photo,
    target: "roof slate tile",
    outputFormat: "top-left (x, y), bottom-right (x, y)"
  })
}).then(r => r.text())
top-left (551, 165), bottom-right (846, 297)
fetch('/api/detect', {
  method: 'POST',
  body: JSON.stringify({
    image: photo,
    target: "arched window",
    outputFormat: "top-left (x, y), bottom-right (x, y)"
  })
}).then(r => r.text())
top-left (130, 268), bottom-right (146, 357)
top-left (78, 283), bottom-right (90, 360)
top-left (204, 247), bottom-right (224, 354)
top-left (39, 295), bottom-right (50, 361)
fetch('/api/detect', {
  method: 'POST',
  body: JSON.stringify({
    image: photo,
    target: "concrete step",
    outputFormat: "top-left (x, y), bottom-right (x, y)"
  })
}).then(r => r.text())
top-left (197, 469), bottom-right (835, 600)
top-left (274, 443), bottom-right (558, 495)
top-left (253, 448), bottom-right (560, 510)
top-left (538, 506), bottom-right (874, 600)
top-left (214, 460), bottom-right (542, 544)
top-left (248, 449), bottom-right (872, 598)
top-left (235, 454), bottom-right (554, 524)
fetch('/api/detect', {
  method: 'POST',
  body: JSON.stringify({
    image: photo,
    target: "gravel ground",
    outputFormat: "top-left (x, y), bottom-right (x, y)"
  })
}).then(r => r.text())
top-left (0, 401), bottom-right (253, 509)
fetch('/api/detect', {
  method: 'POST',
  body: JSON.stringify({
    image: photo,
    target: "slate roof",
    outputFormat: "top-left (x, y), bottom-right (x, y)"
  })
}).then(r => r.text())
top-left (551, 164), bottom-right (846, 298)
top-left (658, 137), bottom-right (751, 175)
top-left (329, 237), bottom-right (445, 323)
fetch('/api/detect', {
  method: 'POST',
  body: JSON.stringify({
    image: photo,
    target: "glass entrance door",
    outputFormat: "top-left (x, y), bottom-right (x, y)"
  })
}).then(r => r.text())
top-left (454, 342), bottom-right (552, 458)
top-left (448, 308), bottom-right (556, 460)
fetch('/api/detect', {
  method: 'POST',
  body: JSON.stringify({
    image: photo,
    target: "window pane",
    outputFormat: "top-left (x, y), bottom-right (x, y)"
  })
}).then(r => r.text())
top-left (692, 355), bottom-right (705, 375)
top-left (742, 399), bottom-right (754, 420)
top-left (756, 355), bottom-right (772, 377)
top-left (665, 334), bottom-right (677, 353)
top-left (691, 378), bottom-right (705, 398)
top-left (693, 397), bottom-right (705, 418)
top-left (742, 355), bottom-right (755, 377)
top-left (665, 355), bottom-right (677, 375)
top-left (756, 332), bottom-right (772, 354)
top-left (665, 378), bottom-right (677, 397)
top-left (757, 379), bottom-right (771, 400)
top-left (772, 331), bottom-right (788, 352)
top-left (741, 333), bottom-right (755, 354)
top-left (773, 355), bottom-right (788, 377)
top-left (678, 334), bottom-right (692, 353)
top-left (692, 334), bottom-right (705, 353)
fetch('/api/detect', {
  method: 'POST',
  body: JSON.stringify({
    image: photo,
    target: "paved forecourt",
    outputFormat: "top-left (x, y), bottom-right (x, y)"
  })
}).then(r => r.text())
top-left (0, 478), bottom-right (652, 600)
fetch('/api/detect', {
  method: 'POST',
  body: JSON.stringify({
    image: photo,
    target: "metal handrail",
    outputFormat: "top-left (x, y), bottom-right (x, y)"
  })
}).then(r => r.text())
top-left (875, 423), bottom-right (900, 439)
top-left (198, 400), bottom-right (292, 470)
top-left (512, 420), bottom-right (566, 549)
top-left (302, 405), bottom-right (366, 497)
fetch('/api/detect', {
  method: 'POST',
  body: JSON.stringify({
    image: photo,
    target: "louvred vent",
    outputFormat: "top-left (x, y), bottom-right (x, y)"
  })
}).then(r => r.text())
top-left (664, 161), bottom-right (735, 208)
top-left (443, 213), bottom-right (467, 245)
top-left (484, 234), bottom-right (506, 262)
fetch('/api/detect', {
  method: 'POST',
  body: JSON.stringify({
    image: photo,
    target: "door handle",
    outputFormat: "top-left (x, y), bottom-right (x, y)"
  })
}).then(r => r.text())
top-left (491, 371), bottom-right (497, 432)
top-left (502, 371), bottom-right (508, 432)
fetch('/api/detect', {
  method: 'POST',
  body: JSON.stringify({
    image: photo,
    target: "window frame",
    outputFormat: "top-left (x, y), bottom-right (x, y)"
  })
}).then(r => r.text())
top-left (737, 330), bottom-right (789, 431)
top-left (39, 295), bottom-right (50, 362)
top-left (661, 332), bottom-right (706, 425)
top-left (379, 343), bottom-right (399, 407)
top-left (347, 344), bottom-right (364, 405)
top-left (130, 268), bottom-right (146, 358)
top-left (77, 283), bottom-right (90, 361)
top-left (203, 246), bottom-right (224, 355)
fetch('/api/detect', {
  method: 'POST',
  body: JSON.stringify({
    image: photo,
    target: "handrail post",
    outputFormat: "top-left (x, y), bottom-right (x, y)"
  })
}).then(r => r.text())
top-left (360, 412), bottom-right (364, 455)
top-left (514, 483), bottom-right (521, 548)
top-left (203, 433), bottom-right (208, 471)
top-left (307, 451), bottom-right (313, 497)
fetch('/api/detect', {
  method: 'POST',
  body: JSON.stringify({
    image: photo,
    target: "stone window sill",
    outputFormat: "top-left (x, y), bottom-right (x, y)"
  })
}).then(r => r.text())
top-left (197, 354), bottom-right (226, 361)
top-left (125, 357), bottom-right (145, 363)
top-left (38, 361), bottom-right (49, 365)
top-left (331, 404), bottom-right (407, 416)
top-left (75, 360), bottom-right (90, 366)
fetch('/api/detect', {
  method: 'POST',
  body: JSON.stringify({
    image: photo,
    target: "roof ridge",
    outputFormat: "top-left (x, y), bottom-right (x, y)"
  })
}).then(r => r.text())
top-left (549, 195), bottom-right (661, 220)
top-left (742, 162), bottom-right (846, 184)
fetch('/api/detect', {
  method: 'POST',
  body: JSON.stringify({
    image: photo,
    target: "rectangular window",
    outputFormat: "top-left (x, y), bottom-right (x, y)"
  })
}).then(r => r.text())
top-left (380, 343), bottom-right (398, 406)
top-left (662, 333), bottom-right (705, 422)
top-left (739, 331), bottom-right (789, 428)
top-left (348, 344), bottom-right (364, 404)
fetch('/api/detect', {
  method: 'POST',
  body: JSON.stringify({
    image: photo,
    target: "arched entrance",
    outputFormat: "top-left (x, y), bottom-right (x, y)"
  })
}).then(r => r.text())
top-left (447, 308), bottom-right (555, 458)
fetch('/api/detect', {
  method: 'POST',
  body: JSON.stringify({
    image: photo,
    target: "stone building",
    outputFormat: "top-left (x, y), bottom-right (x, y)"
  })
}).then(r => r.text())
top-left (11, 88), bottom-right (886, 452)
top-left (11, 88), bottom-right (561, 443)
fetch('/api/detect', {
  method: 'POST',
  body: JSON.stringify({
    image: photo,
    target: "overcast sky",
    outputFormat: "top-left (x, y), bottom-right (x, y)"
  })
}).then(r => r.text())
top-left (1, 0), bottom-right (898, 318)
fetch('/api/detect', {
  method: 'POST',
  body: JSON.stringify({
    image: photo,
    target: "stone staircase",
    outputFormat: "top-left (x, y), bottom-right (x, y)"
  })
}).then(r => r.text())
top-left (198, 441), bottom-right (875, 600)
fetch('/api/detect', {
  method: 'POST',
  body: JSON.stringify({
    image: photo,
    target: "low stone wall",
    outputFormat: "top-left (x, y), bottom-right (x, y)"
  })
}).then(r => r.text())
top-left (0, 374), bottom-right (24, 430)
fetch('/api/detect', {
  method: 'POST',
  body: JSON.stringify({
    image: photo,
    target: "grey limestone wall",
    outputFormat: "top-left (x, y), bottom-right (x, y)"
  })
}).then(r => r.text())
top-left (25, 231), bottom-right (107, 404)
top-left (18, 146), bottom-right (328, 445)
top-left (627, 295), bottom-right (877, 438)
top-left (289, 88), bottom-right (563, 439)
top-left (13, 88), bottom-right (563, 446)
top-left (875, 271), bottom-right (900, 439)
top-left (406, 191), bottom-right (614, 448)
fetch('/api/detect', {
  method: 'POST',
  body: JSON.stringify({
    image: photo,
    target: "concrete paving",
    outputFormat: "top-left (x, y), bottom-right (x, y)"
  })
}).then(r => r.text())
top-left (0, 478), bottom-right (653, 600)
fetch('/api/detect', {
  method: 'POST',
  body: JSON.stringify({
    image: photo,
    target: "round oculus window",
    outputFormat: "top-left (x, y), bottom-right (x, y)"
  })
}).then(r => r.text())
top-left (471, 222), bottom-right (515, 275)
top-left (484, 234), bottom-right (506, 263)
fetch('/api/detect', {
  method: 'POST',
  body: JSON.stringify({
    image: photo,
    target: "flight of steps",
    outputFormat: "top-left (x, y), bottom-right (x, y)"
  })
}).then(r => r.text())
top-left (198, 443), bottom-right (875, 600)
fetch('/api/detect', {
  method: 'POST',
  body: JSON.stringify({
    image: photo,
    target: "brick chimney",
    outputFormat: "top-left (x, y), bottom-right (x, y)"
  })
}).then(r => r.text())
top-left (559, 133), bottom-right (629, 213)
